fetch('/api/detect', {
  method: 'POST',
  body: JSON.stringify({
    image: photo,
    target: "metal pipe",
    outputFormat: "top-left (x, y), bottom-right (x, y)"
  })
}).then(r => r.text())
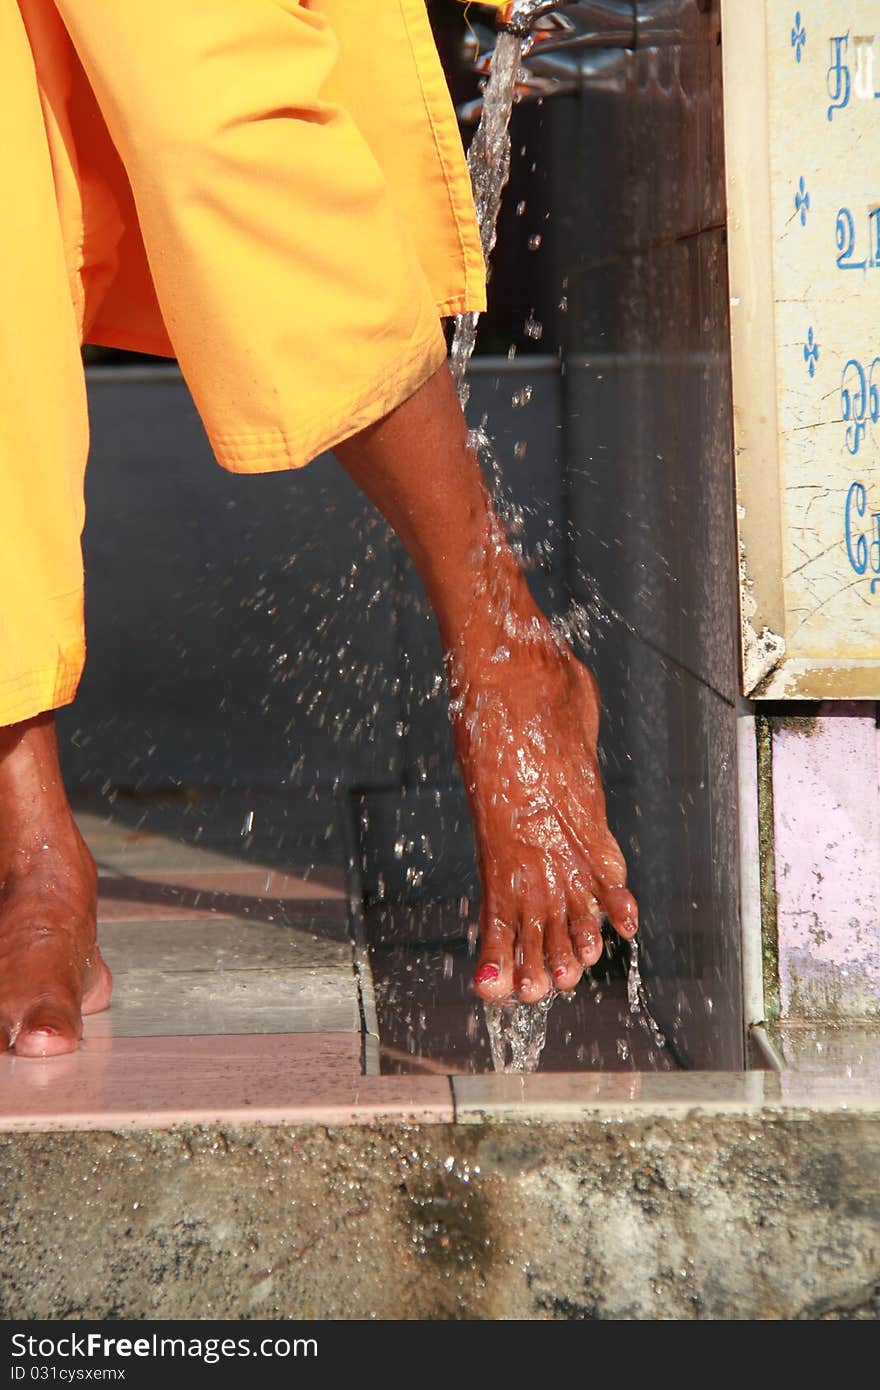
top-left (495, 0), bottom-right (714, 45)
top-left (495, 1), bottom-right (636, 46)
top-left (458, 44), bottom-right (627, 120)
top-left (496, 1), bottom-right (573, 37)
top-left (459, 1), bottom-right (716, 116)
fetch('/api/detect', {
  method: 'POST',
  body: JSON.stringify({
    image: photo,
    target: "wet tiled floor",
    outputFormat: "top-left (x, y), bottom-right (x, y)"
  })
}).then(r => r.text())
top-left (79, 796), bottom-right (357, 1041)
top-left (2, 791), bottom-right (876, 1133)
top-left (0, 789), bottom-right (675, 1129)
top-left (0, 792), bottom-right (427, 1129)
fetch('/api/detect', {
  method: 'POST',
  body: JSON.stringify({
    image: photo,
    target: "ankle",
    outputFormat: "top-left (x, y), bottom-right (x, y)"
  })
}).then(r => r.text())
top-left (0, 714), bottom-right (80, 858)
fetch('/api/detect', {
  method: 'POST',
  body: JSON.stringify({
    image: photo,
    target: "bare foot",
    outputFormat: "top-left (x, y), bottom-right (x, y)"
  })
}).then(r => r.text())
top-left (331, 360), bottom-right (635, 1005)
top-left (0, 715), bottom-right (111, 1058)
top-left (447, 568), bottom-right (637, 1004)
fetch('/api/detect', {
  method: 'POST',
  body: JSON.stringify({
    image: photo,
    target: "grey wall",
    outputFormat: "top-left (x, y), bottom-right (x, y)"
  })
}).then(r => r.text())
top-left (546, 0), bottom-right (743, 1065)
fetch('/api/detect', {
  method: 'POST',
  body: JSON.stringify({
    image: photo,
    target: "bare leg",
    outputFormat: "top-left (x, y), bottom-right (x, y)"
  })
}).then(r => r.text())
top-left (335, 360), bottom-right (637, 1002)
top-left (0, 714), bottom-right (111, 1056)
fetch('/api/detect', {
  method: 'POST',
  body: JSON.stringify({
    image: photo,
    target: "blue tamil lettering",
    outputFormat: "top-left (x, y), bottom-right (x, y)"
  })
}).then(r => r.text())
top-left (870, 514), bottom-right (880, 580)
top-left (827, 34), bottom-right (851, 119)
top-left (845, 482), bottom-right (868, 575)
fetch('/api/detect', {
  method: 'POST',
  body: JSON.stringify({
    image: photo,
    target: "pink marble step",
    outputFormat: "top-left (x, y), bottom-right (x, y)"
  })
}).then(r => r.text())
top-left (0, 1034), bottom-right (453, 1131)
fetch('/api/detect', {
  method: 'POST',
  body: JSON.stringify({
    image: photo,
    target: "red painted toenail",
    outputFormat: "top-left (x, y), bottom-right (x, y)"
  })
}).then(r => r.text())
top-left (35, 1027), bottom-right (57, 1036)
top-left (475, 963), bottom-right (500, 984)
top-left (553, 967), bottom-right (567, 979)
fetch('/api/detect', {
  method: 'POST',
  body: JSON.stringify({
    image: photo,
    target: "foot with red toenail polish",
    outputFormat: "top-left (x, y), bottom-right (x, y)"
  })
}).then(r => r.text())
top-left (445, 548), bottom-right (637, 1005)
top-left (475, 963), bottom-right (500, 985)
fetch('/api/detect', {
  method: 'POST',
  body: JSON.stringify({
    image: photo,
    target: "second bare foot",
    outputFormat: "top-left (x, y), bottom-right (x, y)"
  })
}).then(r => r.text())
top-left (0, 716), bottom-right (111, 1058)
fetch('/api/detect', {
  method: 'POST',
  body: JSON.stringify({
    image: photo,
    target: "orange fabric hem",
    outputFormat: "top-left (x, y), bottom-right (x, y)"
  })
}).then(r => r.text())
top-left (85, 325), bottom-right (176, 358)
top-left (211, 328), bottom-right (451, 475)
top-left (437, 287), bottom-right (487, 318)
top-left (0, 647), bottom-right (85, 728)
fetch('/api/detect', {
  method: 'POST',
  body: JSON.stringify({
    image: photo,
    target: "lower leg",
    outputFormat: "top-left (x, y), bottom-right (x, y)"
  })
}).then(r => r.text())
top-left (0, 713), bottom-right (110, 1057)
top-left (335, 360), bottom-right (637, 1002)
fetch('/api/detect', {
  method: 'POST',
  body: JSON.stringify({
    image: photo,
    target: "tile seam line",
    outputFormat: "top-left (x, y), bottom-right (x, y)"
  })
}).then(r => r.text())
top-left (602, 631), bottom-right (738, 703)
top-left (335, 788), bottom-right (380, 1075)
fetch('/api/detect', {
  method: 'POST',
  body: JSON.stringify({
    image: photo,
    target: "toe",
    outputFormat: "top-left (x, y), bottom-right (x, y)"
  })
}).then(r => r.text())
top-left (515, 917), bottom-right (553, 1002)
top-left (14, 1028), bottom-right (79, 1058)
top-left (570, 914), bottom-right (604, 966)
top-left (545, 914), bottom-right (583, 992)
top-left (567, 886), bottom-right (605, 964)
top-left (14, 1007), bottom-right (81, 1059)
top-left (589, 834), bottom-right (638, 938)
top-left (601, 884), bottom-right (639, 939)
top-left (473, 909), bottom-right (516, 1000)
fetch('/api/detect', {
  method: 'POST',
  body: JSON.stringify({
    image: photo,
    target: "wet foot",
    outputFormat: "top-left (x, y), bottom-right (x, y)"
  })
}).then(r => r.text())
top-left (0, 716), bottom-right (111, 1057)
top-left (446, 569), bottom-right (637, 1004)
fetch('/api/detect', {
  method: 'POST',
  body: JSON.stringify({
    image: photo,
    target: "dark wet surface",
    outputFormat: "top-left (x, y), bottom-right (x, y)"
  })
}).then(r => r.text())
top-left (366, 900), bottom-right (678, 1074)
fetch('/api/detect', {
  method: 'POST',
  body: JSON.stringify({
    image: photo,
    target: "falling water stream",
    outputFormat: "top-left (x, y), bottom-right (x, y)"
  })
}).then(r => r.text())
top-left (449, 22), bottom-right (668, 1073)
top-left (450, 29), bottom-right (522, 410)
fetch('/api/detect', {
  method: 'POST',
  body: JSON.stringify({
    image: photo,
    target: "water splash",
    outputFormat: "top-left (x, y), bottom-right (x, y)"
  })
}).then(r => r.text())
top-left (483, 991), bottom-right (556, 1073)
top-left (626, 936), bottom-right (668, 1052)
top-left (478, 940), bottom-right (669, 1075)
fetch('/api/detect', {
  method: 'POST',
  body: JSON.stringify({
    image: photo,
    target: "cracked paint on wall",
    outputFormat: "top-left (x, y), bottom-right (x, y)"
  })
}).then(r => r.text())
top-left (724, 2), bottom-right (880, 695)
top-left (769, 5), bottom-right (880, 661)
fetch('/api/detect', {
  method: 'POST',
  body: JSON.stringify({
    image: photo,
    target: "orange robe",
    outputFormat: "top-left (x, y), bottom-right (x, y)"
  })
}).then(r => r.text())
top-left (1, 1), bottom-right (491, 725)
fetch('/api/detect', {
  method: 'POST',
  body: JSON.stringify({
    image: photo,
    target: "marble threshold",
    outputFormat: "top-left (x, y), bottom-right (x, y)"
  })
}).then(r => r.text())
top-left (0, 803), bottom-right (877, 1130)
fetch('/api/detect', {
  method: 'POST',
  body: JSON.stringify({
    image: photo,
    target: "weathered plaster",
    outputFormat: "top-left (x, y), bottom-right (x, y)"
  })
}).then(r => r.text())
top-left (739, 539), bottom-right (786, 694)
top-left (771, 705), bottom-right (880, 1020)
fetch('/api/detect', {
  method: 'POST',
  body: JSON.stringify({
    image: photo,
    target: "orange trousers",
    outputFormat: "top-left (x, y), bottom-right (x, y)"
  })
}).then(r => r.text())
top-left (1, 0), bottom-right (495, 727)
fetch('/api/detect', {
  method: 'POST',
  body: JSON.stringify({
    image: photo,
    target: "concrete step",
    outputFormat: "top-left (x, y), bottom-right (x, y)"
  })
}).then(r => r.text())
top-left (2, 794), bottom-right (878, 1319)
top-left (1, 1062), bottom-right (878, 1319)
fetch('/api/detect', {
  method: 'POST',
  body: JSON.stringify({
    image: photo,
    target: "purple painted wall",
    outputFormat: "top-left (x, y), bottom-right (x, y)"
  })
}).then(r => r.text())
top-left (772, 703), bottom-right (880, 1020)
